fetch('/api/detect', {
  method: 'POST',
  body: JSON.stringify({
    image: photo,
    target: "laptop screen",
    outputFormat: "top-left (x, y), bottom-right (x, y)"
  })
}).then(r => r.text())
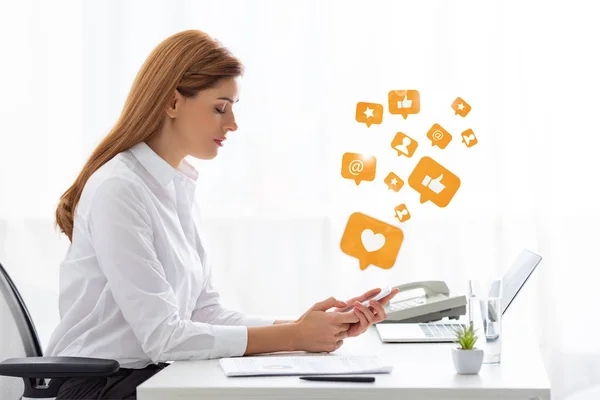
top-left (501, 249), bottom-right (543, 315)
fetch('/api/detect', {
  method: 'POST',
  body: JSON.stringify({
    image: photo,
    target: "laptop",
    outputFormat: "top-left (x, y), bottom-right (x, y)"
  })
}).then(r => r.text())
top-left (375, 249), bottom-right (543, 343)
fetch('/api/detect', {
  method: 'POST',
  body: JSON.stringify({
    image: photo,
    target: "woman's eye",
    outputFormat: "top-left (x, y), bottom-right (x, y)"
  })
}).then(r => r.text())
top-left (214, 108), bottom-right (225, 114)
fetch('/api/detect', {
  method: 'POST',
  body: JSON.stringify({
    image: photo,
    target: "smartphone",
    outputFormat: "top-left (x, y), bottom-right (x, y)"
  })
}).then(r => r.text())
top-left (340, 286), bottom-right (393, 312)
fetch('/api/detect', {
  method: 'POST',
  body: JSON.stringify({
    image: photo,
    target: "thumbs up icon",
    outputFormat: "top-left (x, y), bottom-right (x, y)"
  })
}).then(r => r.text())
top-left (422, 174), bottom-right (446, 194)
top-left (388, 90), bottom-right (420, 119)
top-left (408, 157), bottom-right (461, 208)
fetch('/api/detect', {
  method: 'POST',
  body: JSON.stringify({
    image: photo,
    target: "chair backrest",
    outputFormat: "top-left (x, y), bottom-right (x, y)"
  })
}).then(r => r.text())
top-left (0, 262), bottom-right (43, 399)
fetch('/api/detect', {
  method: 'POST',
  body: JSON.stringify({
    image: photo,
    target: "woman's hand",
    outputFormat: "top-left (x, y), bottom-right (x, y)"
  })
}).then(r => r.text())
top-left (333, 287), bottom-right (400, 338)
top-left (293, 297), bottom-right (359, 353)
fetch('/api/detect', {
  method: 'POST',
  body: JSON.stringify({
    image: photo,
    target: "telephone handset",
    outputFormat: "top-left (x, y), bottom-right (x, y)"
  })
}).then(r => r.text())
top-left (393, 280), bottom-right (450, 297)
top-left (381, 280), bottom-right (467, 324)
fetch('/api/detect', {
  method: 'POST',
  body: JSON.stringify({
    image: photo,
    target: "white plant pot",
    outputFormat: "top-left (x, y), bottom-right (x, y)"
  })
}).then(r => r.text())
top-left (452, 348), bottom-right (484, 375)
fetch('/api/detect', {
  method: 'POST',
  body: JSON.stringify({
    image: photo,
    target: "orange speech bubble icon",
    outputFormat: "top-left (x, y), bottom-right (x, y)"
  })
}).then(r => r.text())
top-left (451, 97), bottom-right (471, 117)
top-left (355, 102), bottom-right (383, 127)
top-left (408, 156), bottom-right (461, 207)
top-left (341, 152), bottom-right (376, 185)
top-left (388, 90), bottom-right (420, 119)
top-left (393, 204), bottom-right (411, 223)
top-left (390, 132), bottom-right (418, 158)
top-left (384, 172), bottom-right (404, 192)
top-left (461, 129), bottom-right (478, 147)
top-left (340, 212), bottom-right (404, 270)
top-left (426, 123), bottom-right (452, 149)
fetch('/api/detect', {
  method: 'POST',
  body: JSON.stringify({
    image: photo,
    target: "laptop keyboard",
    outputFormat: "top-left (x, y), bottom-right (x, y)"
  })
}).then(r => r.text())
top-left (419, 323), bottom-right (464, 338)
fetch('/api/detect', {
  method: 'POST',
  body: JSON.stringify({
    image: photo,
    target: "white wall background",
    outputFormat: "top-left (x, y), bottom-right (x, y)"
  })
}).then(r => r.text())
top-left (1, 0), bottom-right (599, 399)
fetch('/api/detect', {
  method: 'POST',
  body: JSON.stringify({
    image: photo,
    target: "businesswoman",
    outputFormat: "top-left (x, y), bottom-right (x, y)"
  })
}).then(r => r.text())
top-left (47, 29), bottom-right (399, 399)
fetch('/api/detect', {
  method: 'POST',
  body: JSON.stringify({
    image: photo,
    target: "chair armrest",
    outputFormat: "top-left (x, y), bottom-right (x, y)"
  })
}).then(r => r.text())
top-left (0, 356), bottom-right (120, 378)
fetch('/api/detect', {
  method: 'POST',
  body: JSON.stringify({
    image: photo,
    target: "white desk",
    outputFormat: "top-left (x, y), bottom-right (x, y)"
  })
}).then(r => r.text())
top-left (138, 322), bottom-right (550, 400)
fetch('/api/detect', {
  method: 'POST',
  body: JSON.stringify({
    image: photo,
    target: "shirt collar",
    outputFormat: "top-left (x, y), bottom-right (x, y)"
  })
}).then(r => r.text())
top-left (129, 141), bottom-right (198, 186)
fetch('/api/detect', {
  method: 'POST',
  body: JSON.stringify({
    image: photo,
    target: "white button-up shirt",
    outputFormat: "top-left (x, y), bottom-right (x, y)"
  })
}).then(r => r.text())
top-left (45, 142), bottom-right (275, 368)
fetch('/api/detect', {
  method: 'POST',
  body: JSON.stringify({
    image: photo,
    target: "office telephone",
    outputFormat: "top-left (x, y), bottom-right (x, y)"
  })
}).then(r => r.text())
top-left (381, 281), bottom-right (466, 323)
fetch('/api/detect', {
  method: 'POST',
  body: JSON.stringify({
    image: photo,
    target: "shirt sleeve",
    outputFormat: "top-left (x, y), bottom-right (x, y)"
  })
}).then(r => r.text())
top-left (190, 260), bottom-right (277, 327)
top-left (87, 177), bottom-right (248, 363)
top-left (190, 217), bottom-right (277, 327)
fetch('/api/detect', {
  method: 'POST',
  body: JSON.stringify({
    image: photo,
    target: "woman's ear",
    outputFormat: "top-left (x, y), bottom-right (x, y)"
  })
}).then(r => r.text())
top-left (166, 89), bottom-right (183, 119)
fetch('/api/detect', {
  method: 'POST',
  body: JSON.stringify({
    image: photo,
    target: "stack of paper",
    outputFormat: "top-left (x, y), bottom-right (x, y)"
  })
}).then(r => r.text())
top-left (219, 355), bottom-right (393, 377)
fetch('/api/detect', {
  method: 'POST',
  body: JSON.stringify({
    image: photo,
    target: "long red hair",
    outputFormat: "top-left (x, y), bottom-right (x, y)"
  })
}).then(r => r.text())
top-left (55, 30), bottom-right (243, 242)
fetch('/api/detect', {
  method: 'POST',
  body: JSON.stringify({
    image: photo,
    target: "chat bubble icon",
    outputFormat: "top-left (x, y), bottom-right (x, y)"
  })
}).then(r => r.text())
top-left (451, 97), bottom-right (472, 117)
top-left (390, 132), bottom-right (418, 157)
top-left (341, 152), bottom-right (376, 185)
top-left (408, 156), bottom-right (461, 207)
top-left (461, 129), bottom-right (478, 147)
top-left (388, 90), bottom-right (420, 119)
top-left (393, 204), bottom-right (411, 223)
top-left (355, 102), bottom-right (383, 127)
top-left (384, 172), bottom-right (404, 192)
top-left (426, 123), bottom-right (452, 149)
top-left (340, 212), bottom-right (404, 270)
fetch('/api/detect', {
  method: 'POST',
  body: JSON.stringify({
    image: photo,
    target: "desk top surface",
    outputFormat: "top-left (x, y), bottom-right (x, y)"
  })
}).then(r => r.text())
top-left (138, 321), bottom-right (551, 400)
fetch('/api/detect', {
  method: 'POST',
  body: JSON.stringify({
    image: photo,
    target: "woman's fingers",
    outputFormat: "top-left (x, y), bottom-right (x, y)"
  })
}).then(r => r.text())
top-left (336, 330), bottom-right (349, 340)
top-left (314, 296), bottom-right (347, 312)
top-left (336, 287), bottom-right (400, 313)
top-left (357, 288), bottom-right (382, 302)
top-left (354, 301), bottom-right (375, 323)
top-left (369, 299), bottom-right (388, 321)
top-left (342, 288), bottom-right (381, 308)
top-left (377, 287), bottom-right (400, 305)
top-left (352, 307), bottom-right (369, 331)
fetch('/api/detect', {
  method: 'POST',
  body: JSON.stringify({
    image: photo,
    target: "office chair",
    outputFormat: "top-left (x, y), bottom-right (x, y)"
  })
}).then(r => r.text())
top-left (0, 262), bottom-right (120, 399)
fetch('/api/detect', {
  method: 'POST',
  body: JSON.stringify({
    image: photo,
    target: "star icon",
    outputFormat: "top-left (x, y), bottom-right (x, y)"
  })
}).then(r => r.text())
top-left (384, 172), bottom-right (404, 192)
top-left (451, 97), bottom-right (471, 117)
top-left (355, 102), bottom-right (383, 127)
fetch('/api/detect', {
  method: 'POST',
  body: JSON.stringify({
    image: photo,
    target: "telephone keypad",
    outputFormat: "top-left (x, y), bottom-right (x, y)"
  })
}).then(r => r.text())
top-left (389, 296), bottom-right (426, 311)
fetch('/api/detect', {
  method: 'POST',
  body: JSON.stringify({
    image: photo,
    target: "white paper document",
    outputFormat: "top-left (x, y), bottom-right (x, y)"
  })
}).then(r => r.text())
top-left (219, 355), bottom-right (393, 377)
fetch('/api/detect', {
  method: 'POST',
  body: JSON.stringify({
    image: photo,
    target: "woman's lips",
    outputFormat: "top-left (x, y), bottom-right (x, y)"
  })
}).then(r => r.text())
top-left (214, 138), bottom-right (225, 147)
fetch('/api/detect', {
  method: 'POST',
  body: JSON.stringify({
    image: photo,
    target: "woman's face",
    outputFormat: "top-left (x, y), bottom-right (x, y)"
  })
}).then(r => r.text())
top-left (168, 77), bottom-right (239, 160)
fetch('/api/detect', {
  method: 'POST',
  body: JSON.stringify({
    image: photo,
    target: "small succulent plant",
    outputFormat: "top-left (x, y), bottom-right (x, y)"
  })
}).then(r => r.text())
top-left (454, 323), bottom-right (478, 350)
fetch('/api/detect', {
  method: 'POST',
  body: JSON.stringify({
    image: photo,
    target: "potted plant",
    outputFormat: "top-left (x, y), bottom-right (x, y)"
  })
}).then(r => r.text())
top-left (452, 323), bottom-right (484, 374)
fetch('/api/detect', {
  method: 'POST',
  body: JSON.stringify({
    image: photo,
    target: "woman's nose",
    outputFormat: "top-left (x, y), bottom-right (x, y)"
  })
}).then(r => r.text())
top-left (224, 116), bottom-right (238, 132)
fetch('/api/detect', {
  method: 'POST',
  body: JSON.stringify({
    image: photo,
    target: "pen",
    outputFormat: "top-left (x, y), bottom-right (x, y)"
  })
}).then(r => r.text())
top-left (299, 376), bottom-right (375, 383)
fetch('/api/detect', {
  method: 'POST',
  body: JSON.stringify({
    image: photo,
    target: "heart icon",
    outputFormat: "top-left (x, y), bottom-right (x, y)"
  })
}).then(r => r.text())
top-left (361, 229), bottom-right (386, 252)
